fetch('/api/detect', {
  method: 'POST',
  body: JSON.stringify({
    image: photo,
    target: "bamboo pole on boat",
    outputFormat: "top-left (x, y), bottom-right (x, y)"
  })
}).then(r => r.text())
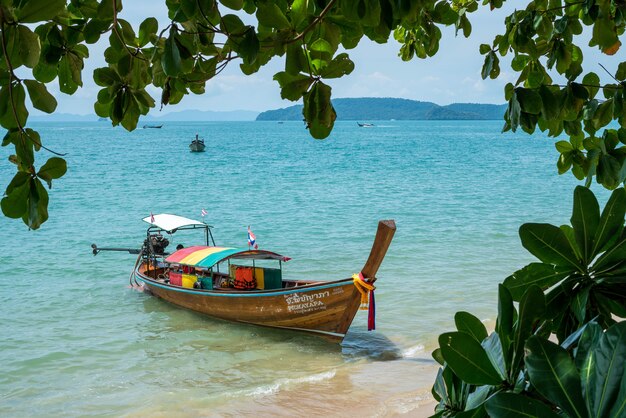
top-left (360, 220), bottom-right (396, 282)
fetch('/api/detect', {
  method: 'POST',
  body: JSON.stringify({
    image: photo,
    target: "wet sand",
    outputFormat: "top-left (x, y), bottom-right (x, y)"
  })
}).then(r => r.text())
top-left (129, 357), bottom-right (439, 417)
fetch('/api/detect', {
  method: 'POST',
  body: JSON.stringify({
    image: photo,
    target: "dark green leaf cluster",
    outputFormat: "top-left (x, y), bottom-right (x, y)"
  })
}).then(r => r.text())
top-left (0, 0), bottom-right (482, 228)
top-left (0, 0), bottom-right (70, 229)
top-left (479, 0), bottom-right (626, 190)
top-left (431, 186), bottom-right (626, 417)
top-left (0, 0), bottom-right (624, 233)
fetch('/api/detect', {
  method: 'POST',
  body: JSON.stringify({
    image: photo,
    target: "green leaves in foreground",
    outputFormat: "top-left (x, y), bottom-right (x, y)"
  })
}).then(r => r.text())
top-left (303, 81), bottom-right (336, 139)
top-left (1, 156), bottom-right (66, 230)
top-left (432, 185), bottom-right (626, 417)
top-left (438, 331), bottom-right (503, 385)
top-left (525, 336), bottom-right (587, 418)
top-left (504, 186), bottom-right (626, 340)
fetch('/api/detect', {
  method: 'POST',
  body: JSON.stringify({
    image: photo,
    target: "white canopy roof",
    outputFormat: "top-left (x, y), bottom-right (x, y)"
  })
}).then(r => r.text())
top-left (142, 213), bottom-right (207, 232)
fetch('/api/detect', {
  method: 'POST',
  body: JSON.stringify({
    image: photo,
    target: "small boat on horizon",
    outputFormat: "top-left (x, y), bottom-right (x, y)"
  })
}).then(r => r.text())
top-left (357, 122), bottom-right (375, 127)
top-left (143, 124), bottom-right (163, 129)
top-left (189, 134), bottom-right (205, 152)
top-left (92, 214), bottom-right (396, 341)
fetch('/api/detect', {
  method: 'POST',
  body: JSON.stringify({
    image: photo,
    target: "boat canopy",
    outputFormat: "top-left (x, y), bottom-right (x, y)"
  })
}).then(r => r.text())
top-left (165, 245), bottom-right (290, 268)
top-left (142, 213), bottom-right (208, 233)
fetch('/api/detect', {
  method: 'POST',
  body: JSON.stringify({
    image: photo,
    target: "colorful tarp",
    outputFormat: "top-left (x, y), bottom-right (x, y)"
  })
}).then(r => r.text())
top-left (165, 246), bottom-right (288, 268)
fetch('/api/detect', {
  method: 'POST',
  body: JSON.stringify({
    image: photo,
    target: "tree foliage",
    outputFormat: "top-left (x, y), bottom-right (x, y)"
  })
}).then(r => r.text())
top-left (0, 0), bottom-right (625, 228)
top-left (432, 187), bottom-right (626, 417)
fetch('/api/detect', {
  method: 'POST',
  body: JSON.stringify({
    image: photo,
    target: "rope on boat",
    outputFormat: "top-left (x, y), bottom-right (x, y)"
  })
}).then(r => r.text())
top-left (352, 272), bottom-right (376, 331)
top-left (129, 249), bottom-right (144, 287)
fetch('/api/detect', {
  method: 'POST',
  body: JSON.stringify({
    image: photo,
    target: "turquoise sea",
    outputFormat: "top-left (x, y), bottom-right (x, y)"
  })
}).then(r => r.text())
top-left (1, 120), bottom-right (588, 416)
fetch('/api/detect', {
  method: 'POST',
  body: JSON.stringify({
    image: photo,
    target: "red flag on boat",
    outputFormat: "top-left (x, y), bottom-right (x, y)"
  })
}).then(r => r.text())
top-left (150, 212), bottom-right (155, 223)
top-left (201, 208), bottom-right (207, 217)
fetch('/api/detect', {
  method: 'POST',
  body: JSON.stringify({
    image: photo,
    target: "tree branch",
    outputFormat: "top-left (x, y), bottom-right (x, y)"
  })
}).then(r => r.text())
top-left (112, 0), bottom-right (147, 61)
top-left (288, 0), bottom-right (337, 44)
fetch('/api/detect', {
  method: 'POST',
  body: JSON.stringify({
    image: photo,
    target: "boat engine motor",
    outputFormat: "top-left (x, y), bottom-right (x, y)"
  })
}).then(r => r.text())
top-left (145, 234), bottom-right (170, 255)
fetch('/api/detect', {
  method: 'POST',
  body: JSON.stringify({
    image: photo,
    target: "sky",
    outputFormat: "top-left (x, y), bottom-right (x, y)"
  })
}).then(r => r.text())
top-left (44, 1), bottom-right (610, 115)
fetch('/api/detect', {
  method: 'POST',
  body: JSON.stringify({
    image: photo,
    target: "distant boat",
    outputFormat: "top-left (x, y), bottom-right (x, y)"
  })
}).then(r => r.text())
top-left (189, 134), bottom-right (205, 152)
top-left (143, 124), bottom-right (163, 129)
top-left (357, 122), bottom-right (375, 127)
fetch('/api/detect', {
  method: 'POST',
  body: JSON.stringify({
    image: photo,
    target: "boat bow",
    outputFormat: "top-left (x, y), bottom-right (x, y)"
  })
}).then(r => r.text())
top-left (361, 220), bottom-right (396, 282)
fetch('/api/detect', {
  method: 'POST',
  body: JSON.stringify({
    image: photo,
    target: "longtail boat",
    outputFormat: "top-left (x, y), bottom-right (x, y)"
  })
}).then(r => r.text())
top-left (92, 214), bottom-right (395, 341)
top-left (189, 134), bottom-right (205, 152)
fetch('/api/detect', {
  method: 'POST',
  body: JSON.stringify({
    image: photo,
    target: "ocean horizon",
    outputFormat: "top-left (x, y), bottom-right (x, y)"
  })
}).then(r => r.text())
top-left (1, 120), bottom-right (593, 416)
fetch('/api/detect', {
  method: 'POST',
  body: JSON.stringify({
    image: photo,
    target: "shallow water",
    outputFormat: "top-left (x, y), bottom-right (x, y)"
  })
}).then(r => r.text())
top-left (1, 120), bottom-right (589, 415)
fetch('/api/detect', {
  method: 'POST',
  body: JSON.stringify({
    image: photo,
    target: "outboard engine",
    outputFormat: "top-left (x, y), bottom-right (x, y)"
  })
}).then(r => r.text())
top-left (144, 234), bottom-right (170, 255)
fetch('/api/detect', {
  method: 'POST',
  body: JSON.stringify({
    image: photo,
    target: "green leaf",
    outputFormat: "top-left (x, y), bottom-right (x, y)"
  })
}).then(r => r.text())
top-left (572, 286), bottom-right (590, 324)
top-left (162, 28), bottom-right (182, 77)
top-left (220, 0), bottom-right (244, 10)
top-left (93, 67), bottom-right (121, 87)
top-left (525, 336), bottom-right (587, 418)
top-left (516, 88), bottom-right (542, 115)
top-left (438, 331), bottom-right (503, 385)
top-left (16, 0), bottom-right (65, 23)
top-left (539, 85), bottom-right (560, 120)
top-left (571, 185), bottom-right (600, 264)
top-left (24, 80), bottom-right (57, 114)
top-left (0, 83), bottom-right (29, 129)
top-left (511, 285), bottom-right (545, 378)
top-left (221, 14), bottom-right (245, 35)
top-left (496, 284), bottom-right (515, 360)
top-left (519, 223), bottom-right (581, 269)
top-left (455, 311), bottom-right (488, 342)
top-left (585, 322), bottom-right (626, 418)
top-left (285, 43), bottom-right (307, 75)
top-left (37, 157), bottom-right (67, 188)
top-left (432, 347), bottom-right (444, 366)
top-left (609, 366), bottom-right (626, 418)
top-left (320, 53), bottom-right (354, 79)
top-left (592, 188), bottom-right (626, 256)
top-left (485, 392), bottom-right (561, 418)
top-left (18, 25), bottom-right (41, 69)
top-left (138, 17), bottom-right (158, 47)
top-left (237, 28), bottom-right (259, 65)
top-left (455, 405), bottom-right (486, 418)
top-left (481, 51), bottom-right (495, 80)
top-left (1, 172), bottom-right (30, 219)
top-left (84, 19), bottom-right (110, 44)
top-left (592, 18), bottom-right (620, 55)
top-left (303, 81), bottom-right (336, 139)
top-left (555, 140), bottom-right (573, 153)
top-left (596, 153), bottom-right (621, 189)
top-left (308, 38), bottom-right (333, 73)
top-left (503, 263), bottom-right (569, 300)
top-left (33, 60), bottom-right (58, 83)
top-left (617, 62), bottom-right (626, 81)
top-left (256, 3), bottom-right (290, 29)
top-left (58, 53), bottom-right (82, 94)
top-left (273, 72), bottom-right (313, 101)
top-left (432, 367), bottom-right (447, 403)
top-left (594, 100), bottom-right (614, 131)
top-left (481, 332), bottom-right (506, 382)
top-left (593, 233), bottom-right (626, 273)
top-left (507, 92), bottom-right (522, 132)
top-left (583, 72), bottom-right (601, 99)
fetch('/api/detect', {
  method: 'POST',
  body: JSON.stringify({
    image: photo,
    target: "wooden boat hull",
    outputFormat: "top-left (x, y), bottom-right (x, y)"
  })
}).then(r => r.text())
top-left (189, 142), bottom-right (205, 152)
top-left (135, 264), bottom-right (362, 340)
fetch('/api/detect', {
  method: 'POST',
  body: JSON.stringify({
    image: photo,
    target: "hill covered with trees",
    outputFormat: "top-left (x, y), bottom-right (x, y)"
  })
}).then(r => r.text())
top-left (256, 98), bottom-right (506, 121)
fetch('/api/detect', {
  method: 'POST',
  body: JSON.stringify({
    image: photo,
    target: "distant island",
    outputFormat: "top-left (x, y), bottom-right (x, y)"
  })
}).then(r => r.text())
top-left (29, 98), bottom-right (507, 123)
top-left (256, 97), bottom-right (507, 121)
